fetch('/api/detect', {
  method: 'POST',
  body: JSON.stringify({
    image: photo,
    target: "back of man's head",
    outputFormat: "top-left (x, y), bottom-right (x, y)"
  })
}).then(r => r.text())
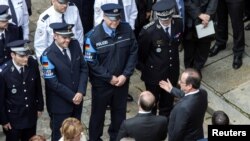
top-left (184, 68), bottom-right (201, 89)
top-left (138, 91), bottom-right (155, 112)
top-left (212, 110), bottom-right (230, 125)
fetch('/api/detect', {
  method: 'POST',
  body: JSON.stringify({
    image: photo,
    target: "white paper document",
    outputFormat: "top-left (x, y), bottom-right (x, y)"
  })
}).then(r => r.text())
top-left (195, 21), bottom-right (215, 39)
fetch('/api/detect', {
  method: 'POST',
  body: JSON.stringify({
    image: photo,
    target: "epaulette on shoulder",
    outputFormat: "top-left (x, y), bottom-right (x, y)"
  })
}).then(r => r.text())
top-left (0, 63), bottom-right (8, 73)
top-left (69, 1), bottom-right (75, 6)
top-left (143, 21), bottom-right (155, 29)
top-left (30, 55), bottom-right (37, 60)
top-left (41, 14), bottom-right (49, 22)
top-left (172, 14), bottom-right (182, 19)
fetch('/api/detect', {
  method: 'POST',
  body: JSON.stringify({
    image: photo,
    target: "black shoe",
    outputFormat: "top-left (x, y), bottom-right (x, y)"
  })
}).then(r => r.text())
top-left (127, 94), bottom-right (134, 102)
top-left (232, 55), bottom-right (242, 69)
top-left (243, 16), bottom-right (250, 22)
top-left (245, 23), bottom-right (250, 30)
top-left (209, 44), bottom-right (226, 57)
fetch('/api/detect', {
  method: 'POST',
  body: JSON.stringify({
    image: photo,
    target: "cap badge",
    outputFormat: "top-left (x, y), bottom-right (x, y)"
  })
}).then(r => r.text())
top-left (113, 9), bottom-right (118, 13)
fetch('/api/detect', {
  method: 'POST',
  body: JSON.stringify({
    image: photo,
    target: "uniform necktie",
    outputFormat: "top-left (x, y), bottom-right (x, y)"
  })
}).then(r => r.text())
top-left (8, 0), bottom-right (18, 25)
top-left (20, 67), bottom-right (24, 78)
top-left (111, 30), bottom-right (115, 38)
top-left (63, 49), bottom-right (71, 63)
top-left (118, 0), bottom-right (126, 22)
top-left (166, 27), bottom-right (171, 38)
top-left (62, 13), bottom-right (66, 23)
top-left (1, 33), bottom-right (5, 44)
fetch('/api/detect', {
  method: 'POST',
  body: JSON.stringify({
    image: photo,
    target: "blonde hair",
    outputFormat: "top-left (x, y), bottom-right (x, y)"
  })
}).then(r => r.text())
top-left (60, 117), bottom-right (84, 141)
top-left (29, 135), bottom-right (46, 141)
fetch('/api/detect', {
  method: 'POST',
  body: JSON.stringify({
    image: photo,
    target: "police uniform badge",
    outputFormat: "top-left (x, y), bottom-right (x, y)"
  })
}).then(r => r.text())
top-left (84, 38), bottom-right (96, 62)
top-left (41, 55), bottom-right (55, 79)
top-left (156, 40), bottom-right (163, 53)
top-left (12, 88), bottom-right (17, 94)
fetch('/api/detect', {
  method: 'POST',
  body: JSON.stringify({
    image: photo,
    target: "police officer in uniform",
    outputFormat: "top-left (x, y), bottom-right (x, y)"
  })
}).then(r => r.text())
top-left (0, 5), bottom-right (19, 66)
top-left (94, 0), bottom-right (138, 30)
top-left (34, 0), bottom-right (84, 59)
top-left (0, 40), bottom-right (44, 141)
top-left (41, 22), bottom-right (88, 141)
top-left (138, 0), bottom-right (183, 118)
top-left (0, 0), bottom-right (29, 40)
top-left (85, 3), bottom-right (138, 141)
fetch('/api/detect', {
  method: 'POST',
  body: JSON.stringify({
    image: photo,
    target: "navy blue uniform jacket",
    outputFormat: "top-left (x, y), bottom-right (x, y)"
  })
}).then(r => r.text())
top-left (42, 40), bottom-right (88, 114)
top-left (0, 57), bottom-right (44, 129)
top-left (86, 22), bottom-right (138, 86)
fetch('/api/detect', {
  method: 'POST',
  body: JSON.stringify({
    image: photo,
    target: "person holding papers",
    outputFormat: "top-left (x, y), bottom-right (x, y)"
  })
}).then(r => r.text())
top-left (183, 0), bottom-right (218, 75)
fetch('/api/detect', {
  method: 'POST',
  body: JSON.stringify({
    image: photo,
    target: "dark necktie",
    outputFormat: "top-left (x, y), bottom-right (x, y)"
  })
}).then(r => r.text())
top-left (8, 0), bottom-right (18, 25)
top-left (118, 0), bottom-right (126, 22)
top-left (62, 14), bottom-right (66, 23)
top-left (63, 49), bottom-right (71, 63)
top-left (1, 33), bottom-right (5, 44)
top-left (20, 67), bottom-right (24, 79)
top-left (166, 27), bottom-right (171, 38)
top-left (111, 30), bottom-right (116, 38)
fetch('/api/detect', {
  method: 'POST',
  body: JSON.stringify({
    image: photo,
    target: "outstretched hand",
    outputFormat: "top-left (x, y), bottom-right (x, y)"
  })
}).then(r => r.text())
top-left (159, 79), bottom-right (173, 93)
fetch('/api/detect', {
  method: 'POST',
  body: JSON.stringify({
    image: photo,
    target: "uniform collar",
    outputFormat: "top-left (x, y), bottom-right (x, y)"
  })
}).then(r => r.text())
top-left (12, 59), bottom-right (22, 72)
top-left (102, 22), bottom-right (115, 36)
top-left (55, 42), bottom-right (69, 54)
top-left (52, 6), bottom-right (65, 18)
top-left (185, 89), bottom-right (199, 96)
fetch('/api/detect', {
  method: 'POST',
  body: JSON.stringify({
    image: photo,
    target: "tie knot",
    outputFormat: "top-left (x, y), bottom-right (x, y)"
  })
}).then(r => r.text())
top-left (63, 49), bottom-right (67, 54)
top-left (111, 31), bottom-right (115, 38)
top-left (20, 67), bottom-right (24, 74)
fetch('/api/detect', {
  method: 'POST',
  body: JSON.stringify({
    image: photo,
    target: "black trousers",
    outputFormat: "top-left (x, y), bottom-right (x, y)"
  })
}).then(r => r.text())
top-left (183, 28), bottom-right (212, 71)
top-left (3, 125), bottom-right (36, 141)
top-left (145, 83), bottom-right (174, 117)
top-left (89, 82), bottom-right (128, 141)
top-left (215, 0), bottom-right (245, 56)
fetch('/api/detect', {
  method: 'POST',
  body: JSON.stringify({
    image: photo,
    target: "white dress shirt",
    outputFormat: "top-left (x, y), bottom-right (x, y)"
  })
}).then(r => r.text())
top-left (34, 2), bottom-right (84, 59)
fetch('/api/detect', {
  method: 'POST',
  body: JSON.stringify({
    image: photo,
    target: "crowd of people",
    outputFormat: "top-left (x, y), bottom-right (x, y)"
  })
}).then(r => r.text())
top-left (0, 0), bottom-right (247, 141)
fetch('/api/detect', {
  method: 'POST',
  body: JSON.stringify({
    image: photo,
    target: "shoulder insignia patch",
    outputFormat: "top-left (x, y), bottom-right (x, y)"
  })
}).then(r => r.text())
top-left (41, 14), bottom-right (49, 22)
top-left (41, 55), bottom-right (55, 79)
top-left (143, 21), bottom-right (155, 29)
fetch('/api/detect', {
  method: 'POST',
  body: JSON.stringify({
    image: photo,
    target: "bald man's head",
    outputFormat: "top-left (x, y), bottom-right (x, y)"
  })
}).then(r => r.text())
top-left (138, 91), bottom-right (155, 112)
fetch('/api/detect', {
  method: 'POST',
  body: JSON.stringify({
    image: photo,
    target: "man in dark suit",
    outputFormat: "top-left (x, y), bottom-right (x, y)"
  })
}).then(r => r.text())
top-left (0, 5), bottom-right (20, 66)
top-left (0, 40), bottom-right (44, 141)
top-left (159, 68), bottom-right (208, 141)
top-left (116, 91), bottom-right (168, 141)
top-left (41, 22), bottom-right (88, 141)
top-left (209, 0), bottom-right (245, 69)
top-left (138, 0), bottom-right (183, 118)
top-left (183, 0), bottom-right (217, 73)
